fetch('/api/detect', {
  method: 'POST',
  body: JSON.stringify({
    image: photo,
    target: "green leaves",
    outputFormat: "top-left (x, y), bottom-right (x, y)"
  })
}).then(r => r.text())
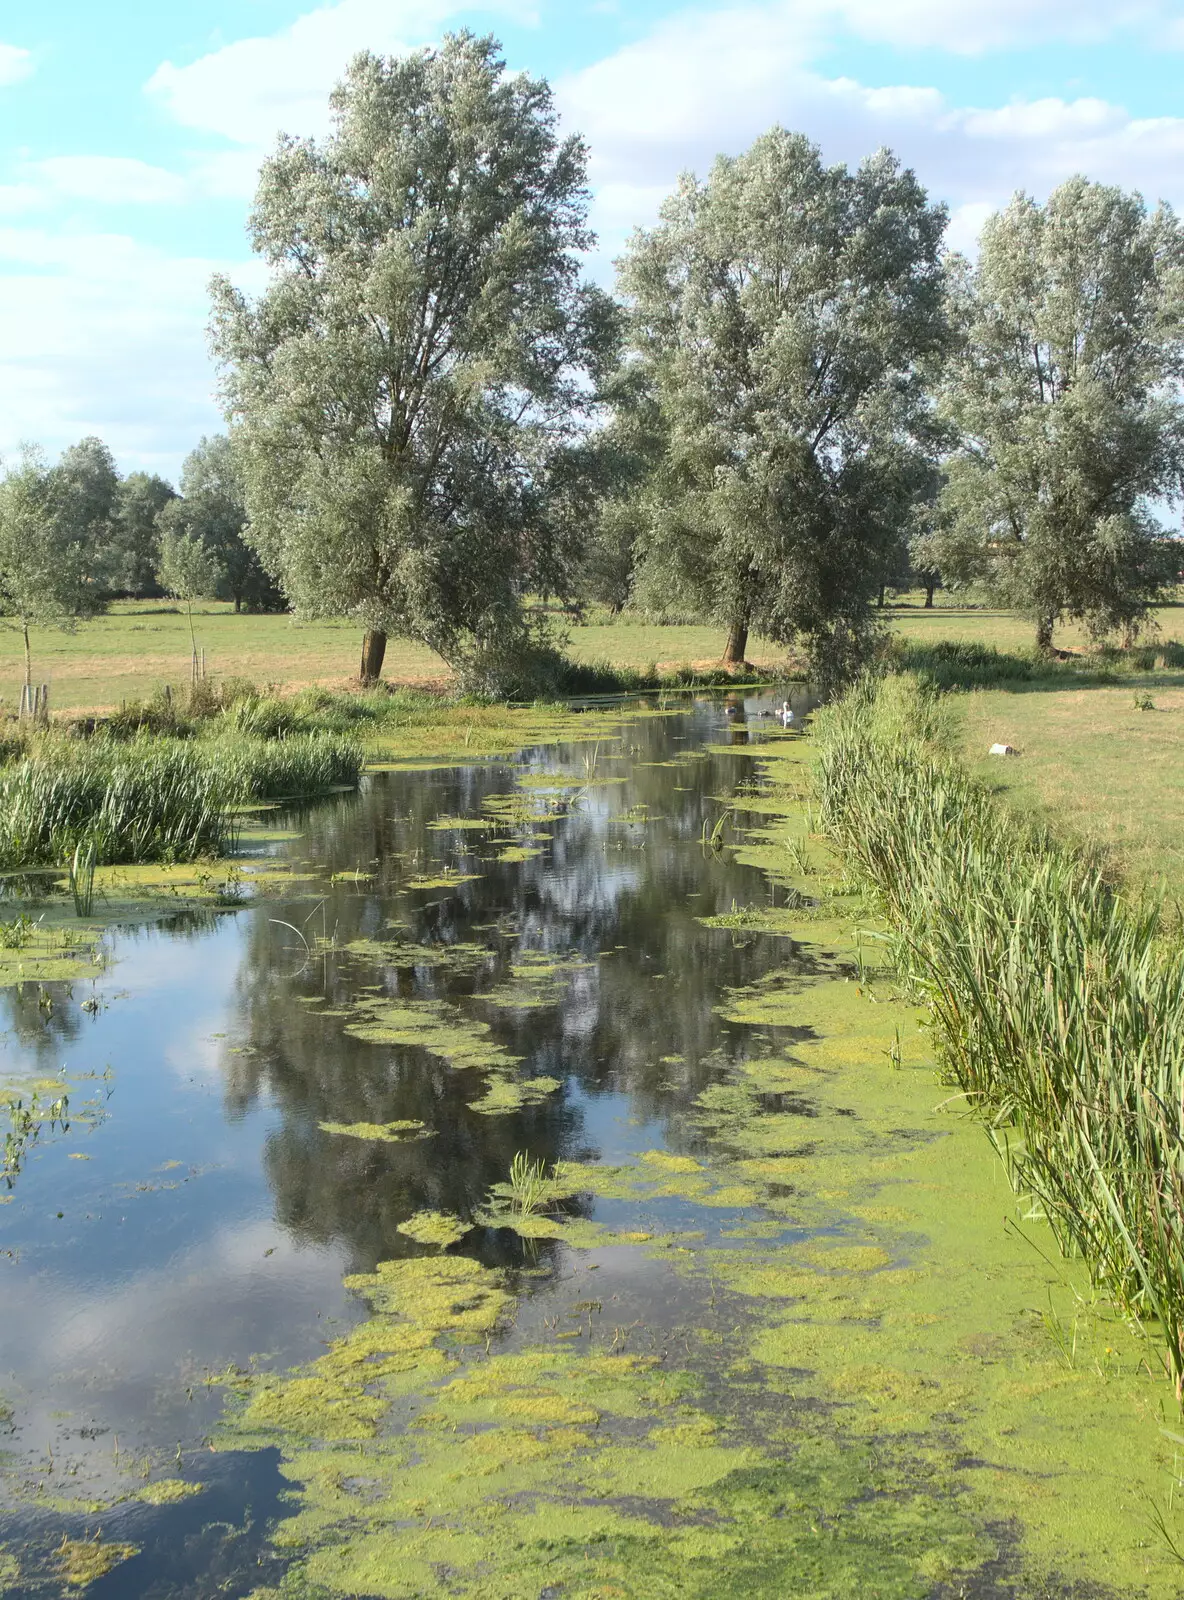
top-left (211, 32), bottom-right (613, 688)
top-left (932, 178), bottom-right (1184, 646)
top-left (620, 127), bottom-right (949, 685)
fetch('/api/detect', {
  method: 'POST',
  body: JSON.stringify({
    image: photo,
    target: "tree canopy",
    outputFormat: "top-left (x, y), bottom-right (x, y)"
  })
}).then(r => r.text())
top-left (619, 129), bottom-right (949, 681)
top-left (210, 31), bottom-right (617, 690)
top-left (927, 177), bottom-right (1184, 648)
top-left (111, 472), bottom-right (177, 597)
top-left (159, 435), bottom-right (284, 613)
top-left (0, 447), bottom-right (105, 686)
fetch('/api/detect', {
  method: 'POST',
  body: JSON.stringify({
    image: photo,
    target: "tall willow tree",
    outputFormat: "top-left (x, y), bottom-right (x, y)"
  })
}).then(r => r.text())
top-left (621, 130), bottom-right (949, 679)
top-left (930, 178), bottom-right (1184, 650)
top-left (210, 32), bottom-right (615, 689)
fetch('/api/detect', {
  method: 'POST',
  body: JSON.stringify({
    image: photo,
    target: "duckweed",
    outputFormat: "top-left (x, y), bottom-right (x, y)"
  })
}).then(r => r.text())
top-left (54, 1536), bottom-right (139, 1590)
top-left (318, 1119), bottom-right (431, 1143)
top-left (396, 1210), bottom-right (472, 1248)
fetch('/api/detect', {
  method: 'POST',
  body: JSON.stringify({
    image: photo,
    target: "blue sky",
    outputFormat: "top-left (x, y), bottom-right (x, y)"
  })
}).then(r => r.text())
top-left (3, 0), bottom-right (1184, 482)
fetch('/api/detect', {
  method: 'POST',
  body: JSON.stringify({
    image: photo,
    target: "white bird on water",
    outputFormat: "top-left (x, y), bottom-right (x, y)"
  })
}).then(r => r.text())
top-left (779, 701), bottom-right (795, 727)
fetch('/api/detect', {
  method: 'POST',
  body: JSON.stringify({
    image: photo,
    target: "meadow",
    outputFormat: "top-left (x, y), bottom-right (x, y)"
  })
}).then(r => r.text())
top-left (0, 601), bottom-right (791, 715)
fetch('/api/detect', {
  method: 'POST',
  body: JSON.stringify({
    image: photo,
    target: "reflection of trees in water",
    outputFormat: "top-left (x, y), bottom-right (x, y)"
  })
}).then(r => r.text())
top-left (224, 707), bottom-right (806, 1270)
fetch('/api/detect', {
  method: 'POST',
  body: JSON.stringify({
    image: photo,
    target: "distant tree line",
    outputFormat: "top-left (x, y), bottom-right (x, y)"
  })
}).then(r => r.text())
top-left (0, 432), bottom-right (283, 685)
top-left (6, 32), bottom-right (1184, 693)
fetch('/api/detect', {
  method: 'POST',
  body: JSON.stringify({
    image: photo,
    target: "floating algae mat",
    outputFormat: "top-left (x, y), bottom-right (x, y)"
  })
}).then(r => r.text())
top-left (1, 691), bottom-right (1182, 1597)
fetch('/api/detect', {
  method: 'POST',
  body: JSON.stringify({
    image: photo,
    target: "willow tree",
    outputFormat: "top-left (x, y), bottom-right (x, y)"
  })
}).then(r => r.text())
top-left (210, 32), bottom-right (614, 689)
top-left (0, 448), bottom-right (102, 690)
top-left (930, 178), bottom-right (1184, 650)
top-left (621, 129), bottom-right (949, 679)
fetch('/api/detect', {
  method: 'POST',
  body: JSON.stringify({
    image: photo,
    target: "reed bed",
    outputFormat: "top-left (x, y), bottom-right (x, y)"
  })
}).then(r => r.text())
top-left (814, 673), bottom-right (1184, 1399)
top-left (0, 725), bottom-right (362, 870)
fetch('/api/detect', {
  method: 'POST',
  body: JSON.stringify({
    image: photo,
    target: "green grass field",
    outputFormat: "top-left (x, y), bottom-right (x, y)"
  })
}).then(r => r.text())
top-left (0, 603), bottom-right (792, 715)
top-left (8, 594), bottom-right (1184, 897)
top-left (957, 683), bottom-right (1184, 895)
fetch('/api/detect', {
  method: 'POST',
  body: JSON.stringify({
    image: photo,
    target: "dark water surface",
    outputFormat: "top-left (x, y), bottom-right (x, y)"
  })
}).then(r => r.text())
top-left (1, 693), bottom-right (819, 1597)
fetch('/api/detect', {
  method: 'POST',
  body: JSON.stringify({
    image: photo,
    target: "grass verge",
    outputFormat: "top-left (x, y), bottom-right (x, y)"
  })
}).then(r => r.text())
top-left (814, 672), bottom-right (1184, 1401)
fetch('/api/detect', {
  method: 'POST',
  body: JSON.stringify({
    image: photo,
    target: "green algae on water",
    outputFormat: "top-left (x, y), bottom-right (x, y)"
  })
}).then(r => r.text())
top-left (396, 1210), bottom-right (472, 1248)
top-left (319, 1119), bottom-right (431, 1143)
top-left (134, 1477), bottom-right (205, 1505)
top-left (468, 1074), bottom-right (561, 1116)
top-left (54, 1536), bottom-right (139, 1590)
top-left (478, 950), bottom-right (592, 1011)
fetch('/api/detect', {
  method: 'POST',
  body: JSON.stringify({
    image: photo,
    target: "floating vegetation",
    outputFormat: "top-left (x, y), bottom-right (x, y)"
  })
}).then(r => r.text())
top-left (696, 903), bottom-right (811, 932)
top-left (815, 671), bottom-right (1184, 1402)
top-left (396, 1210), bottom-right (472, 1248)
top-left (54, 1534), bottom-right (139, 1590)
top-left (403, 869), bottom-right (482, 891)
top-left (479, 950), bottom-right (591, 1011)
top-left (491, 844), bottom-right (544, 864)
top-left (319, 1119), bottom-right (431, 1143)
top-left (133, 1478), bottom-right (204, 1505)
top-left (342, 995), bottom-right (519, 1071)
top-left (468, 1075), bottom-right (561, 1117)
top-left (342, 936), bottom-right (494, 976)
top-left (426, 816), bottom-right (492, 831)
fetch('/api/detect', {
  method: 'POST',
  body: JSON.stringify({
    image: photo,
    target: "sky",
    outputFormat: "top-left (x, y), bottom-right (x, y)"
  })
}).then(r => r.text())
top-left (4, 0), bottom-right (1184, 484)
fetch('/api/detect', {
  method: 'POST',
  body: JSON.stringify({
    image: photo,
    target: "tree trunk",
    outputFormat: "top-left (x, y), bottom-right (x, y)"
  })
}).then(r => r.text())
top-left (22, 619), bottom-right (31, 691)
top-left (877, 584), bottom-right (886, 609)
top-left (360, 629), bottom-right (388, 686)
top-left (1035, 614), bottom-right (1055, 654)
top-left (924, 584), bottom-right (935, 609)
top-left (721, 617), bottom-right (749, 668)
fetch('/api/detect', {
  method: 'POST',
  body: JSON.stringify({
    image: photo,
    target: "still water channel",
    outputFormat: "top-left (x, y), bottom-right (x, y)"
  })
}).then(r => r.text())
top-left (0, 695), bottom-right (1175, 1598)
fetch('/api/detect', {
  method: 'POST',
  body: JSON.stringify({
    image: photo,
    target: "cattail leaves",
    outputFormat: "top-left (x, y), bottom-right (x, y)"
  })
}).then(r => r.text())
top-left (816, 673), bottom-right (1184, 1400)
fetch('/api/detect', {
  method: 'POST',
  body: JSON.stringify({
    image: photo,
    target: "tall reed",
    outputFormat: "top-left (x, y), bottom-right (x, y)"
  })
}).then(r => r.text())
top-left (0, 727), bottom-right (363, 871)
top-left (814, 673), bottom-right (1184, 1399)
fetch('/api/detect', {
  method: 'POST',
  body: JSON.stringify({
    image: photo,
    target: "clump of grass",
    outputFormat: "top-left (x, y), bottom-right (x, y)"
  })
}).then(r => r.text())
top-left (0, 724), bottom-right (362, 872)
top-left (0, 912), bottom-right (33, 948)
top-left (69, 837), bottom-right (98, 916)
top-left (815, 672), bottom-right (1184, 1401)
top-left (506, 1151), bottom-right (549, 1217)
top-left (203, 730), bottom-right (362, 800)
top-left (0, 738), bottom-right (231, 870)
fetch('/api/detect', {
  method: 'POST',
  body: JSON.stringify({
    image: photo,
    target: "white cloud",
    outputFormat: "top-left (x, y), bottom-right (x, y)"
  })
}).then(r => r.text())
top-left (555, 6), bottom-right (1184, 274)
top-left (0, 228), bottom-right (239, 478)
top-left (34, 155), bottom-right (186, 205)
top-left (145, 0), bottom-right (531, 151)
top-left (0, 42), bottom-right (33, 86)
top-left (5, 0), bottom-right (1184, 479)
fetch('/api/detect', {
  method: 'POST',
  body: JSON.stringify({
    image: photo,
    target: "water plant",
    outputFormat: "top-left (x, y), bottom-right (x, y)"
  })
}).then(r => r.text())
top-left (0, 913), bottom-right (33, 949)
top-left (0, 726), bottom-right (362, 872)
top-left (3, 1090), bottom-right (69, 1190)
top-left (68, 837), bottom-right (98, 916)
top-left (815, 672), bottom-right (1184, 1399)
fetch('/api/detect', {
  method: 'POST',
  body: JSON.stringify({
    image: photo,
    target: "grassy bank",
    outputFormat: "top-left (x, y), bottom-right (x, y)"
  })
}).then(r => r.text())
top-left (0, 602), bottom-right (792, 714)
top-left (814, 673), bottom-right (1184, 1400)
top-left (0, 685), bottom-right (365, 871)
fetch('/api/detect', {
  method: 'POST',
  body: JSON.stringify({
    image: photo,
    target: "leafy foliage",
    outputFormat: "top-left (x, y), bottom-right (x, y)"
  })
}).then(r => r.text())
top-left (159, 435), bottom-right (284, 613)
top-left (928, 178), bottom-right (1184, 648)
top-left (0, 446), bottom-right (105, 682)
top-left (620, 128), bottom-right (949, 685)
top-left (211, 32), bottom-right (618, 693)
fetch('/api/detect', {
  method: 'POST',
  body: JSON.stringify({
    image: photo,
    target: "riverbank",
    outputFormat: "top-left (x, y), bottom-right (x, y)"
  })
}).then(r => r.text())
top-left (4, 695), bottom-right (1183, 1597)
top-left (814, 672), bottom-right (1184, 1409)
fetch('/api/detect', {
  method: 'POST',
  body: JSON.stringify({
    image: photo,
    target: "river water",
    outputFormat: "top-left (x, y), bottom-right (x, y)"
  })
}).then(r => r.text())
top-left (0, 694), bottom-right (1178, 1598)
